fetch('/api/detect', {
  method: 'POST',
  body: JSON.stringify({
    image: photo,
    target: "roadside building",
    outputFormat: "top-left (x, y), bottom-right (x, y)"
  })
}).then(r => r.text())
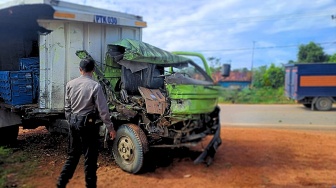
top-left (216, 71), bottom-right (252, 89)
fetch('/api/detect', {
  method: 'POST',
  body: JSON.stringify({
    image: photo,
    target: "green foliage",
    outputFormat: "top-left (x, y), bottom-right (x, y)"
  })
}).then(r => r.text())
top-left (262, 64), bottom-right (285, 88)
top-left (232, 67), bottom-right (249, 72)
top-left (298, 42), bottom-right (328, 63)
top-left (287, 60), bottom-right (296, 64)
top-left (0, 147), bottom-right (11, 163)
top-left (0, 147), bottom-right (12, 188)
top-left (220, 87), bottom-right (294, 104)
top-left (75, 50), bottom-right (93, 60)
top-left (251, 64), bottom-right (284, 89)
top-left (251, 65), bottom-right (267, 88)
top-left (328, 53), bottom-right (336, 63)
top-left (207, 57), bottom-right (221, 72)
top-left (0, 146), bottom-right (38, 188)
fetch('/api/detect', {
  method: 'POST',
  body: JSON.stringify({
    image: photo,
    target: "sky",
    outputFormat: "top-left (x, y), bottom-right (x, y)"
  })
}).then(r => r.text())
top-left (34, 0), bottom-right (336, 69)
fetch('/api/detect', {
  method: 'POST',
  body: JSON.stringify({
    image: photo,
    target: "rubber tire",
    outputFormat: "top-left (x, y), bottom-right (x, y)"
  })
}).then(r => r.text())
top-left (303, 104), bottom-right (312, 108)
top-left (315, 97), bottom-right (333, 111)
top-left (112, 124), bottom-right (148, 174)
top-left (0, 125), bottom-right (19, 145)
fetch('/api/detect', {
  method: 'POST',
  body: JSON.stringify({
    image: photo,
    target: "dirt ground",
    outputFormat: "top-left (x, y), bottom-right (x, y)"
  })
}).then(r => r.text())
top-left (3, 126), bottom-right (336, 188)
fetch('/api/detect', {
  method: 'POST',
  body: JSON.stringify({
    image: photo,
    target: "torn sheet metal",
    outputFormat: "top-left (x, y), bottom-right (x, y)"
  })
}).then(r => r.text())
top-left (138, 87), bottom-right (166, 114)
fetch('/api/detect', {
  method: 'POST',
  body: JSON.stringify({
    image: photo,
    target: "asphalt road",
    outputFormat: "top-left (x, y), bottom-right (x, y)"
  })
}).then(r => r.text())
top-left (219, 104), bottom-right (336, 130)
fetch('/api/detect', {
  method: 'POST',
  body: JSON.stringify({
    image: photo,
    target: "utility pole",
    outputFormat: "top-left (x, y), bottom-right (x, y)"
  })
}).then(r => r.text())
top-left (250, 41), bottom-right (256, 87)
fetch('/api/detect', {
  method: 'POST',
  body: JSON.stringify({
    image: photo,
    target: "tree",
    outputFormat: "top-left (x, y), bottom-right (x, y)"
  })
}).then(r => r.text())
top-left (252, 66), bottom-right (267, 88)
top-left (252, 64), bottom-right (284, 89)
top-left (328, 53), bottom-right (336, 63)
top-left (262, 64), bottom-right (284, 89)
top-left (233, 67), bottom-right (249, 72)
top-left (298, 42), bottom-right (328, 63)
top-left (207, 57), bottom-right (221, 72)
top-left (287, 60), bottom-right (296, 64)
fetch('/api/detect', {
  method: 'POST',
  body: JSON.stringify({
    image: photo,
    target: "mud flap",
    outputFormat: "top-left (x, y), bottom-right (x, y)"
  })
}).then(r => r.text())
top-left (193, 125), bottom-right (222, 166)
top-left (0, 108), bottom-right (21, 128)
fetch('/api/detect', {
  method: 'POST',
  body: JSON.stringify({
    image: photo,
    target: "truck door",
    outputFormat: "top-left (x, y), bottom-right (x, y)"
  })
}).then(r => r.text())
top-left (291, 67), bottom-right (298, 99)
top-left (285, 67), bottom-right (291, 98)
top-left (285, 66), bottom-right (298, 99)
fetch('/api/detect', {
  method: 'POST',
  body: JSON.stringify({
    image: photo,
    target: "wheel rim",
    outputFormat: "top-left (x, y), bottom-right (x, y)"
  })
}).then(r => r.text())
top-left (317, 98), bottom-right (332, 110)
top-left (117, 136), bottom-right (135, 164)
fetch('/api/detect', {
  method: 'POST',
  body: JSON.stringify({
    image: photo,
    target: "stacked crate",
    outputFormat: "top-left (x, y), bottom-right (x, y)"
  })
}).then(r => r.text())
top-left (0, 71), bottom-right (33, 105)
top-left (19, 57), bottom-right (39, 102)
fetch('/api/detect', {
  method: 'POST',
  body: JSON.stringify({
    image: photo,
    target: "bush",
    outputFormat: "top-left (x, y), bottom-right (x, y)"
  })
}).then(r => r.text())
top-left (219, 87), bottom-right (294, 104)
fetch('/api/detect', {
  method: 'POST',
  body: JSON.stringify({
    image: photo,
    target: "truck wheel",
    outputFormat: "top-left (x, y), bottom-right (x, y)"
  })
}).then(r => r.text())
top-left (0, 125), bottom-right (19, 145)
top-left (315, 97), bottom-right (333, 111)
top-left (112, 124), bottom-right (148, 174)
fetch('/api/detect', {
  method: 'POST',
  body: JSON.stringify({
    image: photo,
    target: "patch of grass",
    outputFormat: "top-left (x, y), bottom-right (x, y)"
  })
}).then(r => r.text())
top-left (0, 147), bottom-right (11, 161)
top-left (219, 87), bottom-right (295, 104)
top-left (0, 146), bottom-right (39, 187)
top-left (0, 146), bottom-right (12, 187)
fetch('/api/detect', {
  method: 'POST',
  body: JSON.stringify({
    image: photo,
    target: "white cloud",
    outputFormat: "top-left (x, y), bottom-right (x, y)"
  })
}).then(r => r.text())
top-left (62, 0), bottom-right (335, 69)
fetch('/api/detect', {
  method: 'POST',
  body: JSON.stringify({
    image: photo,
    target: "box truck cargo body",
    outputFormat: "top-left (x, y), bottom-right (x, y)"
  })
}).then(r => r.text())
top-left (285, 63), bottom-right (336, 111)
top-left (0, 0), bottom-right (146, 143)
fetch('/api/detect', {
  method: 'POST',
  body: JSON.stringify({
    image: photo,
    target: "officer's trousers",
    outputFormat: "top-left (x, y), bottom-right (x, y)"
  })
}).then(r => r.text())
top-left (57, 117), bottom-right (99, 188)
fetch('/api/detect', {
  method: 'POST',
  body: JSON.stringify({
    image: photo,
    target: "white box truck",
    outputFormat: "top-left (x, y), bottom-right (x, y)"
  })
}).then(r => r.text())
top-left (0, 0), bottom-right (146, 144)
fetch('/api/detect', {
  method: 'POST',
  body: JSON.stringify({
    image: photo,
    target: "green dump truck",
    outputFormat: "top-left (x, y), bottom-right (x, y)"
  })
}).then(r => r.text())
top-left (77, 38), bottom-right (230, 173)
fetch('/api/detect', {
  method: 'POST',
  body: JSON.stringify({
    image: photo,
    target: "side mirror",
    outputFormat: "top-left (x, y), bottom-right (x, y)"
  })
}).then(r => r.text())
top-left (221, 64), bottom-right (231, 77)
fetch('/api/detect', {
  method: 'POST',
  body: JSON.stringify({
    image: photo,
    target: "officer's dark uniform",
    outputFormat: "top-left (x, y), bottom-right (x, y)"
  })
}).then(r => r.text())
top-left (57, 59), bottom-right (114, 188)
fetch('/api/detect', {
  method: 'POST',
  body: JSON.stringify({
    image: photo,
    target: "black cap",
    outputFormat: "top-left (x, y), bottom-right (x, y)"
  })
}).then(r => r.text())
top-left (80, 58), bottom-right (95, 72)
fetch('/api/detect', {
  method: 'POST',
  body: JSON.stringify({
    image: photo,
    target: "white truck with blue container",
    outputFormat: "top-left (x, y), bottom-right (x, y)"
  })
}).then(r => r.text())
top-left (285, 63), bottom-right (336, 111)
top-left (0, 0), bottom-right (146, 144)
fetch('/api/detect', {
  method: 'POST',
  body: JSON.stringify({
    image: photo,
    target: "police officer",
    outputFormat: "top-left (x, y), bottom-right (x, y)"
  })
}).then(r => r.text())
top-left (57, 58), bottom-right (116, 188)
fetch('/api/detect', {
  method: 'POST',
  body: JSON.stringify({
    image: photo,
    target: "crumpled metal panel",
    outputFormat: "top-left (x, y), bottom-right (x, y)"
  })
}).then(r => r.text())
top-left (112, 39), bottom-right (191, 66)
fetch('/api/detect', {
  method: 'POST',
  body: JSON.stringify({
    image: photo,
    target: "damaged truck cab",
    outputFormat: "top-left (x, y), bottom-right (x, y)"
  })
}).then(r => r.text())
top-left (78, 39), bottom-right (230, 173)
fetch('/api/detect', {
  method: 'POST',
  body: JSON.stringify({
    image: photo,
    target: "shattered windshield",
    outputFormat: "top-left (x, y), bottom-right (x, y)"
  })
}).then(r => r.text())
top-left (167, 62), bottom-right (207, 81)
top-left (164, 61), bottom-right (214, 85)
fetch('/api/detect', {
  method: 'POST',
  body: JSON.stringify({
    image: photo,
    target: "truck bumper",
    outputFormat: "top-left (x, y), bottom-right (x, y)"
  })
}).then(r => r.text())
top-left (193, 125), bottom-right (222, 166)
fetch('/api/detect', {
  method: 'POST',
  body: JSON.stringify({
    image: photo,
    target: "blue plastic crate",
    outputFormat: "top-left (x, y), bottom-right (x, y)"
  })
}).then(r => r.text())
top-left (19, 59), bottom-right (40, 101)
top-left (0, 71), bottom-right (32, 80)
top-left (11, 84), bottom-right (33, 105)
top-left (0, 84), bottom-right (10, 89)
top-left (11, 84), bottom-right (32, 92)
top-left (0, 84), bottom-right (32, 95)
top-left (0, 80), bottom-right (10, 87)
top-left (0, 84), bottom-right (11, 93)
top-left (0, 71), bottom-right (10, 80)
top-left (0, 89), bottom-right (11, 96)
top-left (10, 78), bottom-right (33, 85)
top-left (0, 71), bottom-right (33, 105)
top-left (20, 57), bottom-right (39, 71)
top-left (4, 95), bottom-right (32, 105)
top-left (0, 93), bottom-right (11, 100)
top-left (1, 86), bottom-right (32, 105)
top-left (9, 71), bottom-right (32, 79)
